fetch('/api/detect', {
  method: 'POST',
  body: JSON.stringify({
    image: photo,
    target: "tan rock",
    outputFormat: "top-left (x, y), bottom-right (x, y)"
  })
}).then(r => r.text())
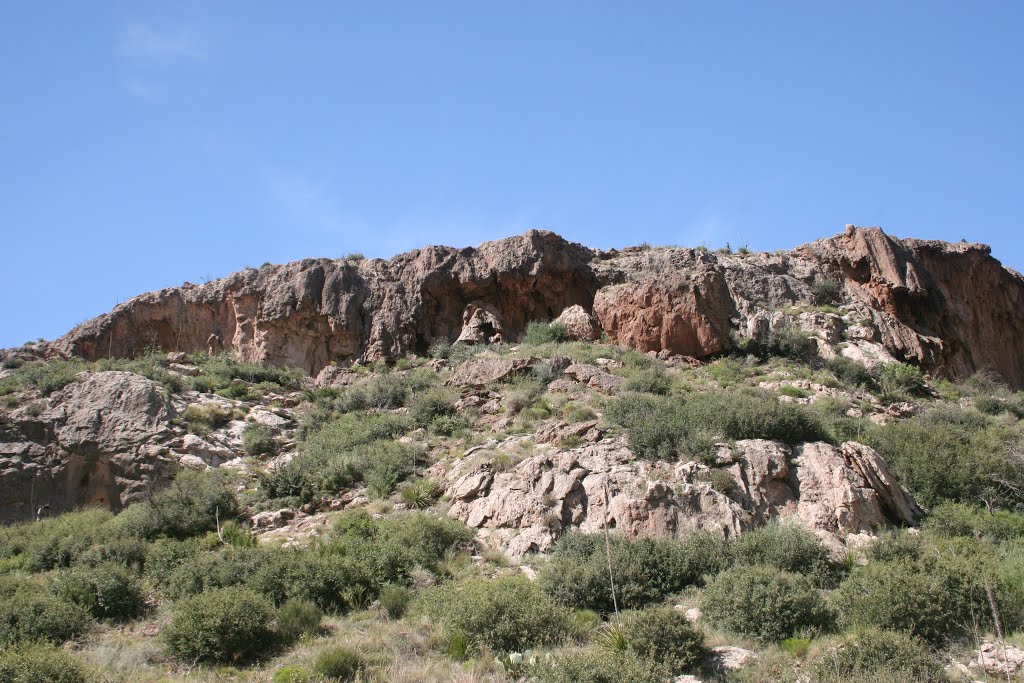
top-left (446, 354), bottom-right (535, 387)
top-left (553, 304), bottom-right (601, 341)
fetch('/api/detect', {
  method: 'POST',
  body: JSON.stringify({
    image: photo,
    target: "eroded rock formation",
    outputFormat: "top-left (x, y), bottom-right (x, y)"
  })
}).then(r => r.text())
top-left (440, 436), bottom-right (922, 558)
top-left (0, 372), bottom-right (177, 521)
top-left (24, 225), bottom-right (1024, 387)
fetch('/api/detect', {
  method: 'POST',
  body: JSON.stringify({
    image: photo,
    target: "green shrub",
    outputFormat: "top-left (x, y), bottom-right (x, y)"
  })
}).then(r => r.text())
top-left (523, 321), bottom-right (568, 345)
top-left (271, 666), bottom-right (311, 683)
top-left (313, 647), bottom-right (366, 681)
top-left (528, 648), bottom-right (669, 683)
top-left (539, 533), bottom-right (727, 613)
top-left (809, 628), bottom-right (945, 682)
top-left (142, 537), bottom-right (202, 584)
top-left (621, 607), bottom-right (705, 675)
top-left (810, 277), bottom-right (842, 305)
top-left (0, 586), bottom-right (90, 646)
top-left (399, 478), bottom-right (442, 509)
top-left (119, 468), bottom-right (240, 540)
top-left (702, 565), bottom-right (833, 643)
top-left (834, 554), bottom-right (988, 644)
top-left (180, 402), bottom-right (233, 436)
top-left (162, 586), bottom-right (277, 663)
top-left (826, 356), bottom-right (874, 389)
top-left (50, 562), bottom-right (145, 621)
top-left (874, 362), bottom-right (927, 402)
top-left (428, 413), bottom-right (466, 436)
top-left (379, 584), bottom-right (412, 619)
top-left (409, 387), bottom-right (457, 427)
top-left (0, 508), bottom-right (114, 573)
top-left (242, 422), bottom-right (276, 455)
top-left (864, 404), bottom-right (1024, 509)
top-left (606, 390), bottom-right (830, 461)
top-left (923, 502), bottom-right (1024, 541)
top-left (268, 412), bottom-right (413, 501)
top-left (737, 326), bottom-right (816, 362)
top-left (732, 523), bottom-right (839, 586)
top-left (420, 576), bottom-right (575, 653)
top-left (623, 369), bottom-right (672, 395)
top-left (276, 598), bottom-right (321, 643)
top-left (0, 642), bottom-right (95, 683)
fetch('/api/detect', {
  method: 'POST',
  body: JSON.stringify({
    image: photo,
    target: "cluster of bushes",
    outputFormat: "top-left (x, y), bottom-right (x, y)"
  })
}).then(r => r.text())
top-left (863, 403), bottom-right (1024, 509)
top-left (265, 412), bottom-right (417, 502)
top-left (606, 389), bottom-right (831, 461)
top-left (0, 351), bottom-right (304, 403)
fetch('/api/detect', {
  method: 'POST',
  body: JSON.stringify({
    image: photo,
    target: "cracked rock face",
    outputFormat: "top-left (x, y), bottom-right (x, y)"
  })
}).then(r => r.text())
top-left (0, 371), bottom-right (177, 521)
top-left (20, 225), bottom-right (1024, 388)
top-left (442, 436), bottom-right (922, 558)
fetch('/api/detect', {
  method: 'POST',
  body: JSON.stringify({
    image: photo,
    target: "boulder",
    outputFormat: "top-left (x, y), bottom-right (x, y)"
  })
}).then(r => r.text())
top-left (553, 304), bottom-right (601, 341)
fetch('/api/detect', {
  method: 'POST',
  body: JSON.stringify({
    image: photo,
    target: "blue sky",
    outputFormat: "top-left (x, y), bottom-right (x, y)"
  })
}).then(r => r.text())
top-left (2, 2), bottom-right (1022, 348)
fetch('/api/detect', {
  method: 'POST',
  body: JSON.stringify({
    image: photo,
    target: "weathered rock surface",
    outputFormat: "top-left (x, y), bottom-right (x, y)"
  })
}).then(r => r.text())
top-left (975, 641), bottom-right (1024, 677)
top-left (442, 434), bottom-right (921, 558)
top-left (19, 226), bottom-right (1024, 388)
top-left (0, 372), bottom-right (177, 521)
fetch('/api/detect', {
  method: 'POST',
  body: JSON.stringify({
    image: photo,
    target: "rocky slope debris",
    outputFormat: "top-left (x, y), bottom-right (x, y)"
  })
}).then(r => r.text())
top-left (14, 225), bottom-right (1023, 388)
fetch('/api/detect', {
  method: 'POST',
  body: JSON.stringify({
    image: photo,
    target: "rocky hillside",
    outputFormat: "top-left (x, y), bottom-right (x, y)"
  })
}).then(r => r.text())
top-left (1, 227), bottom-right (1024, 682)
top-left (14, 225), bottom-right (1024, 388)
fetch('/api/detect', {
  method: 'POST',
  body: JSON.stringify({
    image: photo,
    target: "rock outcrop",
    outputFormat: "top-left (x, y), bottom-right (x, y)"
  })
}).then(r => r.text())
top-left (0, 371), bottom-right (177, 521)
top-left (441, 435), bottom-right (921, 558)
top-left (20, 225), bottom-right (1024, 388)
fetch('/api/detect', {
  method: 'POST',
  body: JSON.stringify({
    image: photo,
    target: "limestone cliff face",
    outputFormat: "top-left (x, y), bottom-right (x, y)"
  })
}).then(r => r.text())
top-left (35, 226), bottom-right (1024, 387)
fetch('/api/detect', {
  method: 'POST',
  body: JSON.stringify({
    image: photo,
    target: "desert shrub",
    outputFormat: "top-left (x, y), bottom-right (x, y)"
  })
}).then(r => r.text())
top-left (266, 412), bottom-right (414, 501)
top-left (621, 607), bottom-right (705, 675)
top-left (528, 648), bottom-right (669, 683)
top-left (276, 598), bottom-right (321, 643)
top-left (428, 413), bottom-right (467, 436)
top-left (777, 385), bottom-right (810, 398)
top-left (50, 562), bottom-right (145, 621)
top-left (282, 552), bottom-right (372, 613)
top-left (702, 565), bottom-right (834, 643)
top-left (539, 533), bottom-right (728, 613)
top-left (732, 523), bottom-right (839, 586)
top-left (365, 512), bottom-right (474, 575)
top-left (522, 321), bottom-right (568, 345)
top-left (810, 277), bottom-right (842, 305)
top-left (0, 642), bottom-right (95, 683)
top-left (184, 354), bottom-right (302, 395)
top-left (313, 647), bottom-right (366, 682)
top-left (142, 537), bottom-right (202, 584)
top-left (162, 545), bottom-right (289, 601)
top-left (399, 478), bottom-right (442, 509)
top-left (809, 628), bottom-right (945, 682)
top-left (923, 502), bottom-right (1024, 541)
top-left (825, 356), bottom-right (874, 389)
top-left (360, 373), bottom-right (409, 409)
top-left (737, 326), bottom-right (816, 362)
top-left (0, 358), bottom-right (86, 396)
top-left (606, 390), bottom-right (830, 461)
top-left (864, 404), bottom-right (1024, 509)
top-left (0, 586), bottom-right (90, 645)
top-left (623, 368), bottom-right (672, 395)
top-left (118, 468), bottom-right (240, 540)
top-left (242, 422), bottom-right (276, 455)
top-left (180, 402), bottom-right (233, 436)
top-left (0, 508), bottom-right (114, 573)
top-left (708, 357), bottom-right (749, 386)
top-left (272, 666), bottom-right (311, 683)
top-left (409, 387), bottom-right (457, 427)
top-left (832, 556), bottom-right (984, 643)
top-left (378, 584), bottom-right (413, 619)
top-left (420, 576), bottom-right (574, 652)
top-left (874, 362), bottom-right (928, 402)
top-left (162, 586), bottom-right (277, 663)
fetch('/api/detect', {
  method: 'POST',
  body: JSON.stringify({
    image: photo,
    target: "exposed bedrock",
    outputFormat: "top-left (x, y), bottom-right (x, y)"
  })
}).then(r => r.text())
top-left (28, 225), bottom-right (1024, 387)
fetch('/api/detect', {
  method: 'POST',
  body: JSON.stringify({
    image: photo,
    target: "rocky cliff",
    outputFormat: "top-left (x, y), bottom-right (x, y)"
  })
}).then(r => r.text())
top-left (25, 225), bottom-right (1024, 388)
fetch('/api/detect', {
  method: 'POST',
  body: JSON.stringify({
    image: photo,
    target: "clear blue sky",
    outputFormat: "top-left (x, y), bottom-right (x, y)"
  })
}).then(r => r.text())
top-left (2, 2), bottom-right (1022, 348)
